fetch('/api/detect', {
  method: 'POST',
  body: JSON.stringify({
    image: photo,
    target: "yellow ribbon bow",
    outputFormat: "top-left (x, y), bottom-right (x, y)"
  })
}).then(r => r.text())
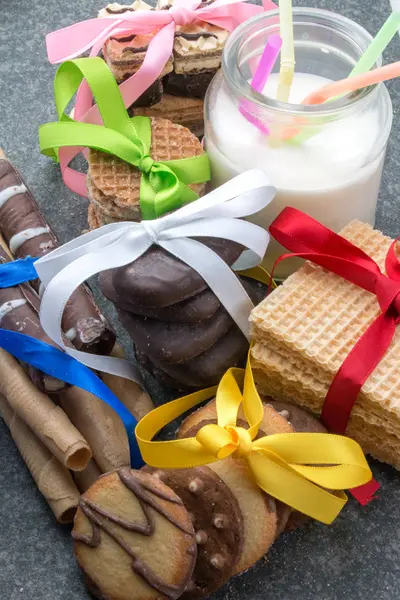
top-left (136, 354), bottom-right (372, 525)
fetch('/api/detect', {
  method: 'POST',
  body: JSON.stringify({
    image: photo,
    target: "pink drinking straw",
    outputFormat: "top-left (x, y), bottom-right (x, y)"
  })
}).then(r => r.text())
top-left (240, 34), bottom-right (282, 134)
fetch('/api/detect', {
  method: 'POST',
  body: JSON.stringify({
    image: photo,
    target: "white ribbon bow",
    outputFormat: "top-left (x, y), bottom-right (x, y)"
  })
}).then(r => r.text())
top-left (35, 170), bottom-right (275, 384)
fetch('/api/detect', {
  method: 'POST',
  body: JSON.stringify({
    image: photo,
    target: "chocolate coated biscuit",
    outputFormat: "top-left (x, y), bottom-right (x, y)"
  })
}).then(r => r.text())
top-left (102, 276), bottom-right (265, 323)
top-left (145, 466), bottom-right (244, 599)
top-left (135, 326), bottom-right (248, 388)
top-left (118, 306), bottom-right (232, 364)
top-left (99, 238), bottom-right (244, 308)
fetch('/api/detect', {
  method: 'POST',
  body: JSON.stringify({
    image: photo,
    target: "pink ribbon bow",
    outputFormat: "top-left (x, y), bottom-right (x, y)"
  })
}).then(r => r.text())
top-left (46, 0), bottom-right (276, 123)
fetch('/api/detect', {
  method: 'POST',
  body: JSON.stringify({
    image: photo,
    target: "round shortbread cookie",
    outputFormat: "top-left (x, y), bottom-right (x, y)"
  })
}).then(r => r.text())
top-left (179, 405), bottom-right (281, 575)
top-left (145, 465), bottom-right (244, 599)
top-left (72, 468), bottom-right (196, 600)
top-left (264, 399), bottom-right (328, 534)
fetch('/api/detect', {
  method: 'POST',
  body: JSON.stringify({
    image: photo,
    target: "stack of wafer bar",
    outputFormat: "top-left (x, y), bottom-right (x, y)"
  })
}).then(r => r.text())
top-left (98, 0), bottom-right (229, 136)
top-left (0, 150), bottom-right (115, 353)
top-left (250, 220), bottom-right (400, 469)
top-left (87, 116), bottom-right (206, 227)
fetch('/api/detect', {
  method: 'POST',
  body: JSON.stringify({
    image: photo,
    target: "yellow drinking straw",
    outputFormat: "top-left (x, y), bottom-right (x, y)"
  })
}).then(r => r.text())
top-left (276, 0), bottom-right (295, 102)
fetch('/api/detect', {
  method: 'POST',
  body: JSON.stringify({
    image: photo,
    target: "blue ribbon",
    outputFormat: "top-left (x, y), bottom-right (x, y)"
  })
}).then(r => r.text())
top-left (0, 258), bottom-right (143, 467)
top-left (0, 256), bottom-right (39, 286)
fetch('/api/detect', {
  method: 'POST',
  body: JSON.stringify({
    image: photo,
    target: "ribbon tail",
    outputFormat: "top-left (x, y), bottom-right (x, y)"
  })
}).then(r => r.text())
top-left (350, 479), bottom-right (380, 506)
top-left (321, 311), bottom-right (397, 434)
top-left (75, 25), bottom-right (175, 126)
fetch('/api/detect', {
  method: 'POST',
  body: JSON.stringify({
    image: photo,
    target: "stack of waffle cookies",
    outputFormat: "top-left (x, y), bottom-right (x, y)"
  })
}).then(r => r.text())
top-left (87, 116), bottom-right (205, 228)
top-left (250, 220), bottom-right (400, 469)
top-left (99, 0), bottom-right (229, 136)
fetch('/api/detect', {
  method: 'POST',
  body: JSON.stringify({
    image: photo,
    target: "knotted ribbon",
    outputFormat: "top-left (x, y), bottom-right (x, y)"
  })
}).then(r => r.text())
top-left (136, 350), bottom-right (372, 524)
top-left (0, 258), bottom-right (142, 467)
top-left (269, 207), bottom-right (400, 504)
top-left (34, 170), bottom-right (274, 382)
top-left (270, 207), bottom-right (400, 435)
top-left (39, 58), bottom-right (210, 216)
top-left (46, 0), bottom-right (276, 123)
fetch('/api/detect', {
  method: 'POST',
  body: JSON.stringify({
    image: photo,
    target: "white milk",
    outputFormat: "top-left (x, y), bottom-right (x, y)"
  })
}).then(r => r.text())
top-left (205, 73), bottom-right (386, 277)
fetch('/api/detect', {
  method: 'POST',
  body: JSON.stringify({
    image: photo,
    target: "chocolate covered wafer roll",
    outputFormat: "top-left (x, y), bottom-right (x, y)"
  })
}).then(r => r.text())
top-left (0, 242), bottom-right (66, 393)
top-left (0, 151), bottom-right (115, 354)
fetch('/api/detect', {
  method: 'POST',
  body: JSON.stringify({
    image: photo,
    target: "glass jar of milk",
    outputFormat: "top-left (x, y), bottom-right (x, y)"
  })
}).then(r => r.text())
top-left (204, 8), bottom-right (393, 278)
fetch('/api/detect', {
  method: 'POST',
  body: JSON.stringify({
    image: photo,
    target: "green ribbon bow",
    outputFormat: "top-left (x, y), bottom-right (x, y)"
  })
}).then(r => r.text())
top-left (39, 58), bottom-right (211, 219)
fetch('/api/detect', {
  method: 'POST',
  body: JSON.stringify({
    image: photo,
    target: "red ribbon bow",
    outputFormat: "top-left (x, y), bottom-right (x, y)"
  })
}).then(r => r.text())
top-left (270, 208), bottom-right (400, 504)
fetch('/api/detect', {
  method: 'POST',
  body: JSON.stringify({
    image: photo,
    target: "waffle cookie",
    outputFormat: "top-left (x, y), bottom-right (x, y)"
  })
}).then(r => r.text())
top-left (99, 2), bottom-right (173, 108)
top-left (250, 220), bottom-right (400, 469)
top-left (72, 468), bottom-right (196, 600)
top-left (131, 94), bottom-right (205, 137)
top-left (157, 0), bottom-right (229, 99)
top-left (87, 116), bottom-right (206, 225)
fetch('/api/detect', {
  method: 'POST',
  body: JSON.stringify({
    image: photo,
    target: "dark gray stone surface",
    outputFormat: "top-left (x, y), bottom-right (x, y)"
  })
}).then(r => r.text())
top-left (0, 1), bottom-right (399, 599)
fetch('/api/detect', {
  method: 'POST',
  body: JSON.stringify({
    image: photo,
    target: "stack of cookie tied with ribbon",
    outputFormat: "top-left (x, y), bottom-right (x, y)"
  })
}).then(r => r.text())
top-left (71, 354), bottom-right (372, 600)
top-left (99, 0), bottom-right (230, 137)
top-left (46, 1), bottom-right (275, 137)
top-left (39, 56), bottom-right (267, 391)
top-left (250, 213), bottom-right (400, 470)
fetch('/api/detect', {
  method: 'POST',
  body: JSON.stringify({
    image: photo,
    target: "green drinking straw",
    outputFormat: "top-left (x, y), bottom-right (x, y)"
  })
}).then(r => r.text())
top-left (287, 11), bottom-right (400, 146)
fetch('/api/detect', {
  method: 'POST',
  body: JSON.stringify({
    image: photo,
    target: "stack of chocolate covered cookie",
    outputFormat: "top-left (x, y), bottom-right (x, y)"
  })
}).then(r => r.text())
top-left (72, 399), bottom-right (326, 599)
top-left (99, 0), bottom-right (230, 136)
top-left (99, 239), bottom-right (265, 389)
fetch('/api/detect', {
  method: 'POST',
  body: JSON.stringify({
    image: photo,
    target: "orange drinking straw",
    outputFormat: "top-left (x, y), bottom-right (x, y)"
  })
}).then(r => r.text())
top-left (303, 61), bottom-right (400, 104)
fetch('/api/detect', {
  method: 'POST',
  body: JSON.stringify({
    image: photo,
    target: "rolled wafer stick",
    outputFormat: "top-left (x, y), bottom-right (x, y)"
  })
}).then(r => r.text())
top-left (58, 385), bottom-right (130, 473)
top-left (0, 149), bottom-right (115, 354)
top-left (0, 393), bottom-right (81, 523)
top-left (0, 348), bottom-right (91, 470)
top-left (101, 344), bottom-right (155, 420)
top-left (0, 238), bottom-right (66, 393)
top-left (73, 458), bottom-right (102, 493)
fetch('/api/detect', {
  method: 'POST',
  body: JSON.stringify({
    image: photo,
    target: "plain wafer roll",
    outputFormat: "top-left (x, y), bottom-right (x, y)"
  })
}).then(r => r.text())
top-left (0, 349), bottom-right (91, 470)
top-left (100, 344), bottom-right (155, 420)
top-left (58, 385), bottom-right (130, 473)
top-left (73, 458), bottom-right (102, 493)
top-left (0, 393), bottom-right (80, 523)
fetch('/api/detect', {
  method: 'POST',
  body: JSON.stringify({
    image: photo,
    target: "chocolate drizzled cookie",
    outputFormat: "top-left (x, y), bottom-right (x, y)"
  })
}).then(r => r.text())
top-left (73, 468), bottom-right (196, 600)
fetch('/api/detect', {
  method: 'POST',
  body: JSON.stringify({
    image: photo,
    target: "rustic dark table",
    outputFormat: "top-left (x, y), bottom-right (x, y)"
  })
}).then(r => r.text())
top-left (0, 1), bottom-right (399, 599)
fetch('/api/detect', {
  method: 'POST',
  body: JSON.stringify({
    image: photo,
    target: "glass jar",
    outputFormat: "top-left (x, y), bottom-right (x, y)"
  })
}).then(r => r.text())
top-left (204, 8), bottom-right (393, 278)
